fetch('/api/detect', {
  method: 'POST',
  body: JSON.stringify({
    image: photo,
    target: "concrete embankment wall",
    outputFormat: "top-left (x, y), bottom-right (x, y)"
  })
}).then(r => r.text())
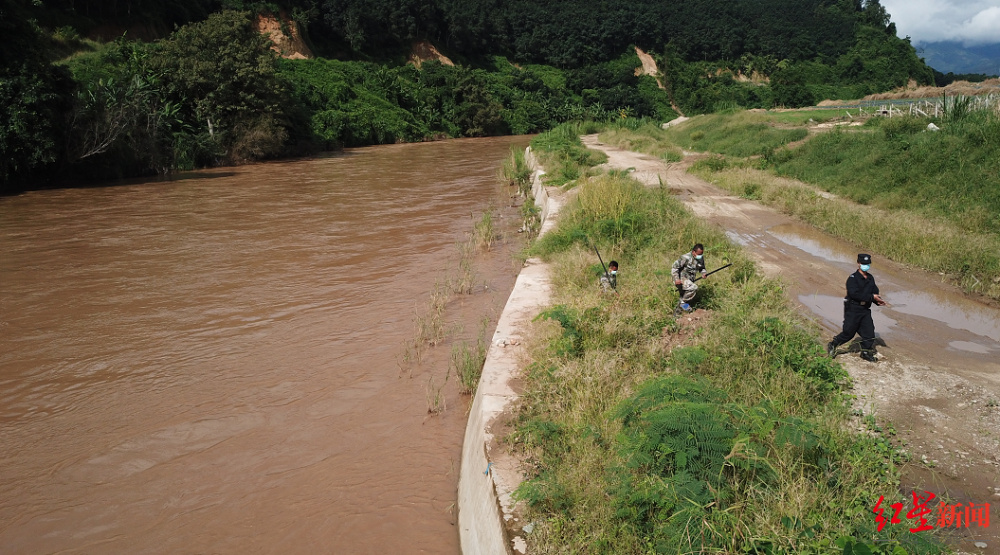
top-left (457, 147), bottom-right (557, 555)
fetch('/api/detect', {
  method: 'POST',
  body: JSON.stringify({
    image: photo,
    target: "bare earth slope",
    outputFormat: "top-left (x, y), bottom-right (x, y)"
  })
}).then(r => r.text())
top-left (582, 134), bottom-right (1000, 553)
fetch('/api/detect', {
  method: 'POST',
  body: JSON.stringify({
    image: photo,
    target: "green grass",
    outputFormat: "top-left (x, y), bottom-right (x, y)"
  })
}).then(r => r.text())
top-left (499, 146), bottom-right (534, 196)
top-left (598, 122), bottom-right (684, 163)
top-left (759, 109), bottom-right (847, 125)
top-left (530, 121), bottom-right (609, 186)
top-left (510, 171), bottom-right (940, 554)
top-left (664, 112), bottom-right (809, 156)
top-left (773, 111), bottom-right (1000, 235)
top-left (452, 335), bottom-right (488, 394)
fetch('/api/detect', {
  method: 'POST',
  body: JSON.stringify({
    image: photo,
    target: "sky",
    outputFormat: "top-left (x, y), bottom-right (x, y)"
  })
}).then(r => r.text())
top-left (881, 0), bottom-right (1000, 45)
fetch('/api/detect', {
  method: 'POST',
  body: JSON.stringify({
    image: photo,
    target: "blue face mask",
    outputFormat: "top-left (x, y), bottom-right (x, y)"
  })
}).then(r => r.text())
top-left (610, 270), bottom-right (617, 275)
top-left (860, 264), bottom-right (871, 272)
top-left (695, 254), bottom-right (703, 260)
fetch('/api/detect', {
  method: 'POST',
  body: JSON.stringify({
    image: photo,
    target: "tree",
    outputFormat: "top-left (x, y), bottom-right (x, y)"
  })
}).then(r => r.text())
top-left (150, 10), bottom-right (290, 162)
top-left (0, 0), bottom-right (73, 191)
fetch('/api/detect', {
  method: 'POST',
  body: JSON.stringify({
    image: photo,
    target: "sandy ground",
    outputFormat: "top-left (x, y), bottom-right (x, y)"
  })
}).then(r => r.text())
top-left (582, 135), bottom-right (1000, 553)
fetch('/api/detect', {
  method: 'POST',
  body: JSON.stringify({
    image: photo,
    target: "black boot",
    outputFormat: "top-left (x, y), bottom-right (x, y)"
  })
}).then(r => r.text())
top-left (826, 341), bottom-right (838, 358)
top-left (860, 351), bottom-right (877, 362)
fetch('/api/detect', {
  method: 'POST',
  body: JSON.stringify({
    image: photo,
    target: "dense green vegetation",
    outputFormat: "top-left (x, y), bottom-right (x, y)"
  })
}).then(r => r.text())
top-left (316, 0), bottom-right (934, 111)
top-left (506, 151), bottom-right (938, 553)
top-left (1, 0), bottom-right (73, 187)
top-left (280, 53), bottom-right (676, 148)
top-left (527, 121), bottom-right (609, 186)
top-left (774, 112), bottom-right (1000, 234)
top-left (933, 70), bottom-right (999, 87)
top-left (667, 113), bottom-right (810, 157)
top-left (3, 0), bottom-right (936, 192)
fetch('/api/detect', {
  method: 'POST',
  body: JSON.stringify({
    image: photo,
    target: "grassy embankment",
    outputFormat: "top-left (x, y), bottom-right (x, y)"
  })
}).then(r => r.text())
top-left (597, 112), bottom-right (829, 163)
top-left (503, 126), bottom-right (939, 554)
top-left (606, 110), bottom-right (1000, 301)
top-left (529, 121), bottom-right (610, 187)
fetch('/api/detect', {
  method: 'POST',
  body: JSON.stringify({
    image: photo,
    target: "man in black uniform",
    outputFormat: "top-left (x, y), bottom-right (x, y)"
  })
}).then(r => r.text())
top-left (827, 254), bottom-right (886, 362)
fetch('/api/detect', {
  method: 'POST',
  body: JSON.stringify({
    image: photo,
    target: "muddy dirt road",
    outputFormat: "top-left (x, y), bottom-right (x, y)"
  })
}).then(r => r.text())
top-left (583, 135), bottom-right (1000, 552)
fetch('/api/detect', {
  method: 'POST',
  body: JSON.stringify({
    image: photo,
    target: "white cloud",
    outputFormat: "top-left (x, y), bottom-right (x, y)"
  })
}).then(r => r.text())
top-left (881, 0), bottom-right (1000, 45)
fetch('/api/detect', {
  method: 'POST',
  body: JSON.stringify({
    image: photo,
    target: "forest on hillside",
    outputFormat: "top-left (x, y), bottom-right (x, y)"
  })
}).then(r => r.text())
top-left (2, 0), bottom-right (933, 191)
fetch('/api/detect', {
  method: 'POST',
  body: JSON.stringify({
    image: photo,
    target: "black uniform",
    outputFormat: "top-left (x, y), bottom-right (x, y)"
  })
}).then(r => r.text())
top-left (831, 269), bottom-right (880, 354)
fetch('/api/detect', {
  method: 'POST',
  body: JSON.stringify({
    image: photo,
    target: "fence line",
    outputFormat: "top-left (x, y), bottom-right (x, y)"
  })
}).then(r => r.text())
top-left (825, 94), bottom-right (998, 119)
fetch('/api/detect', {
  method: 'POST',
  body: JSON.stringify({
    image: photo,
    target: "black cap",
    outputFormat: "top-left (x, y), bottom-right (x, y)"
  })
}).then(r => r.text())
top-left (857, 253), bottom-right (871, 264)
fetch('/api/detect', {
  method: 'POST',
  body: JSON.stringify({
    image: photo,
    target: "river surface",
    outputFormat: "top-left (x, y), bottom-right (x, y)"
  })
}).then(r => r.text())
top-left (0, 136), bottom-right (529, 554)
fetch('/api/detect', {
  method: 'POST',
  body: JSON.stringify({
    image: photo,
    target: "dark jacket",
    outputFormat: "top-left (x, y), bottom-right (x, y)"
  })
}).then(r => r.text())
top-left (845, 269), bottom-right (879, 307)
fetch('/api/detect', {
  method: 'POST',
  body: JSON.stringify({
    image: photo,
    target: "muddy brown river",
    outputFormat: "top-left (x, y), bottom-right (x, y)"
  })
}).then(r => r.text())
top-left (0, 137), bottom-right (528, 554)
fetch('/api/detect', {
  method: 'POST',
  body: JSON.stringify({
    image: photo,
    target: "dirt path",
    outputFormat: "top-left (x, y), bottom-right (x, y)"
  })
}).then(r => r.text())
top-left (582, 134), bottom-right (1000, 553)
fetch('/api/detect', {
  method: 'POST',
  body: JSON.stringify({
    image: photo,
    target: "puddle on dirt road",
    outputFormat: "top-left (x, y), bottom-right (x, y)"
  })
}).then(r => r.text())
top-left (725, 230), bottom-right (758, 247)
top-left (800, 289), bottom-right (1000, 346)
top-left (886, 290), bottom-right (1000, 343)
top-left (798, 294), bottom-right (898, 336)
top-left (948, 341), bottom-right (992, 354)
top-left (769, 222), bottom-right (1000, 351)
top-left (766, 223), bottom-right (855, 266)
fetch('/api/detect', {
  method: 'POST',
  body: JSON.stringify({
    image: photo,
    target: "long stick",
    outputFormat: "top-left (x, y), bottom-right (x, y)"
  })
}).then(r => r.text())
top-left (692, 263), bottom-right (732, 282)
top-left (589, 238), bottom-right (616, 291)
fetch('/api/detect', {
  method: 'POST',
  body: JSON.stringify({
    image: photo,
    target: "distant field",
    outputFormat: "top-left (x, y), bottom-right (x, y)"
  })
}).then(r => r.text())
top-left (661, 112), bottom-right (809, 156)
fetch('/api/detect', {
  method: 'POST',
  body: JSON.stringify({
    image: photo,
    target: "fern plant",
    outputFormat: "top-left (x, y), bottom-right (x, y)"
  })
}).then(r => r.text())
top-left (610, 375), bottom-right (832, 553)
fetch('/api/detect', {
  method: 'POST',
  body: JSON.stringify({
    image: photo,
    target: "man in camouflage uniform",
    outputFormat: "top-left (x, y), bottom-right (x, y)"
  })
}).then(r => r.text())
top-left (672, 244), bottom-right (708, 312)
top-left (600, 260), bottom-right (618, 293)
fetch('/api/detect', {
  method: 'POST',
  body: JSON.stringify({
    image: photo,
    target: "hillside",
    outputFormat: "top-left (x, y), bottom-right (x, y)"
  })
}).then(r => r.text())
top-left (2, 0), bottom-right (935, 191)
top-left (919, 41), bottom-right (1000, 76)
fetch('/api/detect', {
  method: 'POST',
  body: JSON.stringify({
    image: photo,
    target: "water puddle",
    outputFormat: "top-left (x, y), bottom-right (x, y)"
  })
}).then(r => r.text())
top-left (766, 223), bottom-right (855, 265)
top-left (887, 290), bottom-right (1000, 343)
top-left (725, 230), bottom-right (752, 246)
top-left (798, 294), bottom-right (897, 334)
top-left (948, 341), bottom-right (992, 354)
top-left (772, 223), bottom-right (1000, 348)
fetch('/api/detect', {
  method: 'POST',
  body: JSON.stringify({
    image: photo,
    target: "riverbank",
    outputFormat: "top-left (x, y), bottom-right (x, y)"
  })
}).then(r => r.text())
top-left (458, 145), bottom-right (561, 555)
top-left (467, 124), bottom-right (942, 554)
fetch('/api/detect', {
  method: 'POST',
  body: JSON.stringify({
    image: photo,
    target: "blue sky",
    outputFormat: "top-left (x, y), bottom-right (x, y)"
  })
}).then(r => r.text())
top-left (881, 0), bottom-right (1000, 46)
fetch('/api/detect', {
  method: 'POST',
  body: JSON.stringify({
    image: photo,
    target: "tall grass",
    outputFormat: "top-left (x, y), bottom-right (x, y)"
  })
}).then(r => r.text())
top-left (529, 121), bottom-right (609, 186)
top-left (452, 320), bottom-right (489, 394)
top-left (426, 371), bottom-right (448, 414)
top-left (471, 210), bottom-right (496, 251)
top-left (774, 110), bottom-right (1000, 235)
top-left (509, 172), bottom-right (938, 554)
top-left (498, 146), bottom-right (534, 197)
top-left (664, 112), bottom-right (809, 156)
top-left (598, 121), bottom-right (684, 162)
top-left (690, 162), bottom-right (1000, 300)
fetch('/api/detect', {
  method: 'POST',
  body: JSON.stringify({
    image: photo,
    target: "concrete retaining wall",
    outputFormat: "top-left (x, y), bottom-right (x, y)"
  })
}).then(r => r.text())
top-left (457, 147), bottom-right (558, 555)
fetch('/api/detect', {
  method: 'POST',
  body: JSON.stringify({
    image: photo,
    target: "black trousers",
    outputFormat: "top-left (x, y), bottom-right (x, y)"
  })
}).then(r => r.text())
top-left (832, 303), bottom-right (876, 351)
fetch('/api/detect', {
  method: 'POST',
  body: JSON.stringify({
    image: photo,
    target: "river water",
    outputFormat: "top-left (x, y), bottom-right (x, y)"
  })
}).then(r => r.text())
top-left (0, 137), bottom-right (529, 554)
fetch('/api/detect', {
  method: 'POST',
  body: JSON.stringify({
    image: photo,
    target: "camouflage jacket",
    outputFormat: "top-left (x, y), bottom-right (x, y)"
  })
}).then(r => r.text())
top-left (671, 252), bottom-right (706, 282)
top-left (600, 271), bottom-right (617, 292)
